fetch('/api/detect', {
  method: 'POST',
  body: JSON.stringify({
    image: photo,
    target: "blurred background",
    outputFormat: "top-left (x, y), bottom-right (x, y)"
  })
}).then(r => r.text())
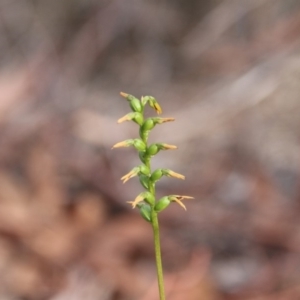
top-left (1, 0), bottom-right (300, 299)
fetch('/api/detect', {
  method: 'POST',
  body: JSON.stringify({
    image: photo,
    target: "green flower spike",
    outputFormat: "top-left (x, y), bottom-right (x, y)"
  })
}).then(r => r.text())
top-left (113, 92), bottom-right (193, 300)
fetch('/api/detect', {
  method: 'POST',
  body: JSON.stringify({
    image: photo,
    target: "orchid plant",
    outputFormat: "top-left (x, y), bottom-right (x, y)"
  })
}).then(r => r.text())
top-left (112, 92), bottom-right (193, 300)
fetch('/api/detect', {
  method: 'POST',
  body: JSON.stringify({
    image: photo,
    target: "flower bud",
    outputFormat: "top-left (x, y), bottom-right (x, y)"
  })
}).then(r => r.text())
top-left (139, 164), bottom-right (150, 176)
top-left (117, 112), bottom-right (143, 125)
top-left (138, 204), bottom-right (152, 222)
top-left (141, 96), bottom-right (148, 106)
top-left (147, 144), bottom-right (159, 155)
top-left (120, 92), bottom-right (142, 113)
top-left (146, 143), bottom-right (177, 155)
top-left (150, 169), bottom-right (163, 182)
top-left (139, 175), bottom-right (150, 189)
top-left (139, 127), bottom-right (149, 142)
top-left (130, 98), bottom-right (143, 113)
top-left (132, 139), bottom-right (146, 151)
top-left (139, 151), bottom-right (146, 163)
top-left (134, 113), bottom-right (144, 125)
top-left (143, 192), bottom-right (155, 205)
top-left (154, 197), bottom-right (170, 212)
top-left (141, 118), bottom-right (155, 131)
top-left (121, 164), bottom-right (150, 183)
top-left (112, 139), bottom-right (146, 151)
top-left (142, 96), bottom-right (162, 114)
top-left (128, 191), bottom-right (155, 208)
top-left (150, 169), bottom-right (185, 182)
top-left (140, 118), bottom-right (175, 139)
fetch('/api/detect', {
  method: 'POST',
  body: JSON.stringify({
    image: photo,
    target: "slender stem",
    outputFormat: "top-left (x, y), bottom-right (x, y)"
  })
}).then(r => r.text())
top-left (145, 157), bottom-right (166, 300)
top-left (151, 210), bottom-right (166, 300)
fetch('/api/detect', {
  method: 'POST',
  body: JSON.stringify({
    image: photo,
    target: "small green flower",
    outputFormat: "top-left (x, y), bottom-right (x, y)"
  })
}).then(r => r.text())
top-left (150, 169), bottom-right (163, 181)
top-left (121, 164), bottom-right (150, 183)
top-left (120, 92), bottom-right (142, 113)
top-left (137, 203), bottom-right (152, 222)
top-left (155, 195), bottom-right (194, 211)
top-left (112, 139), bottom-right (146, 151)
top-left (127, 191), bottom-right (155, 208)
top-left (154, 196), bottom-right (171, 212)
top-left (132, 139), bottom-right (147, 151)
top-left (139, 151), bottom-right (146, 163)
top-left (142, 96), bottom-right (162, 114)
top-left (139, 174), bottom-right (150, 189)
top-left (118, 112), bottom-right (144, 125)
top-left (141, 117), bottom-right (174, 131)
top-left (146, 144), bottom-right (160, 155)
top-left (139, 118), bottom-right (175, 141)
top-left (141, 118), bottom-right (156, 131)
top-left (150, 168), bottom-right (185, 182)
top-left (146, 143), bottom-right (177, 156)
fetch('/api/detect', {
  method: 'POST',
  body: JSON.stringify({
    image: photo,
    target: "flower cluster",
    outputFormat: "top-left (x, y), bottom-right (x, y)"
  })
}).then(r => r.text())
top-left (112, 92), bottom-right (193, 222)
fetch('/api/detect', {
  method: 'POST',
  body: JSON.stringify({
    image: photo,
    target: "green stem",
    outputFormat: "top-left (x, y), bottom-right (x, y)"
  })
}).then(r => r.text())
top-left (145, 156), bottom-right (166, 300)
top-left (151, 210), bottom-right (166, 300)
